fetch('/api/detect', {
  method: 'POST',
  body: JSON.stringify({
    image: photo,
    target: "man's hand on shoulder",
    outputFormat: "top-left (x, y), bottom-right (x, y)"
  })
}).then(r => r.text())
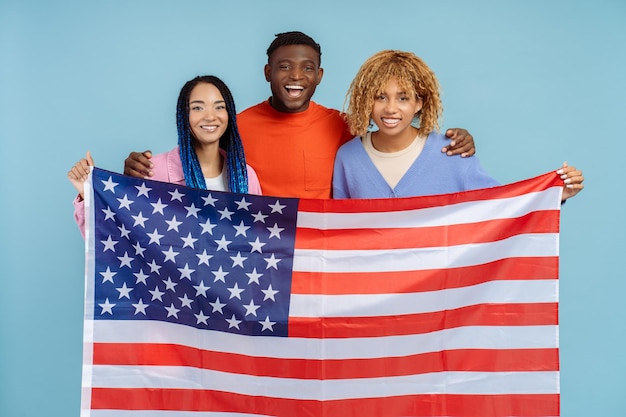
top-left (124, 150), bottom-right (153, 178)
top-left (442, 128), bottom-right (476, 157)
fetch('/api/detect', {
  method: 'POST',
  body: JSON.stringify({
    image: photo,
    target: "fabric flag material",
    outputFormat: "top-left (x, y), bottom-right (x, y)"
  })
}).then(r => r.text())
top-left (80, 167), bottom-right (562, 417)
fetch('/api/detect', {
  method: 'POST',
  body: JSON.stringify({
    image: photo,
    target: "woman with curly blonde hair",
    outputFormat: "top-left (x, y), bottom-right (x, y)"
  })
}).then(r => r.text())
top-left (344, 50), bottom-right (442, 140)
top-left (333, 50), bottom-right (584, 200)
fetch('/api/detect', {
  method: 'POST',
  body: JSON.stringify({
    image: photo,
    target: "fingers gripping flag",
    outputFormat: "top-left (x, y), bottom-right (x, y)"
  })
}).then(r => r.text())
top-left (81, 167), bottom-right (563, 417)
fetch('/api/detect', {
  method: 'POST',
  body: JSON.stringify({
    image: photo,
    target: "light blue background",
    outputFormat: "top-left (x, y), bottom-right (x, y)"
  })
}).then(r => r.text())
top-left (1, 1), bottom-right (624, 416)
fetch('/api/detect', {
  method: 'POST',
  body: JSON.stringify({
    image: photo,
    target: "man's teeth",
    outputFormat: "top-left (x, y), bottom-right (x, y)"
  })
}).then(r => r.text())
top-left (286, 86), bottom-right (304, 97)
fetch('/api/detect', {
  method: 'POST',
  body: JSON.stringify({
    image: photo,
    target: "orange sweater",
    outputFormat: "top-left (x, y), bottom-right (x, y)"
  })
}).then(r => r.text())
top-left (237, 100), bottom-right (353, 199)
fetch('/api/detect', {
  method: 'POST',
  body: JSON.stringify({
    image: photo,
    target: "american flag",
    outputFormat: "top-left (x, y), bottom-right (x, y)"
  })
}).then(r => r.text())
top-left (81, 167), bottom-right (562, 417)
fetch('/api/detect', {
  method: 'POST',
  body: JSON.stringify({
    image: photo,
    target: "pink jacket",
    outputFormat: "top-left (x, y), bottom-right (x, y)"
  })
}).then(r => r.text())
top-left (73, 146), bottom-right (262, 237)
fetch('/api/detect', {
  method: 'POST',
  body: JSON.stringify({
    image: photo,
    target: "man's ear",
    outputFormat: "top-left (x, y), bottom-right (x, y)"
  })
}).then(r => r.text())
top-left (316, 67), bottom-right (324, 85)
top-left (264, 64), bottom-right (271, 82)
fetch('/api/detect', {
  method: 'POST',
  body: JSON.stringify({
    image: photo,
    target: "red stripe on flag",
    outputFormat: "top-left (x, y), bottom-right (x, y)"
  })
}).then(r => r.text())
top-left (91, 388), bottom-right (560, 417)
top-left (93, 343), bottom-right (558, 379)
top-left (289, 302), bottom-right (558, 338)
top-left (292, 257), bottom-right (558, 295)
top-left (295, 210), bottom-right (560, 250)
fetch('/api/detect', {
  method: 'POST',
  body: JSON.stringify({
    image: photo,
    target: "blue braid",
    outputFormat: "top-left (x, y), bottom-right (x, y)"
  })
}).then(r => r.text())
top-left (176, 75), bottom-right (249, 193)
top-left (215, 77), bottom-right (249, 194)
top-left (176, 90), bottom-right (206, 190)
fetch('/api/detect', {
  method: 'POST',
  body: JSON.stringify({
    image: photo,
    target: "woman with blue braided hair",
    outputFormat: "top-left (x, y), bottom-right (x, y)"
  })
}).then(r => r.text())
top-left (172, 74), bottom-right (260, 193)
top-left (68, 75), bottom-right (261, 237)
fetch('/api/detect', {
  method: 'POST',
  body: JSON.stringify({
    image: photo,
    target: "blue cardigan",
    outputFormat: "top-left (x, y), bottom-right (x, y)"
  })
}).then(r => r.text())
top-left (332, 131), bottom-right (500, 199)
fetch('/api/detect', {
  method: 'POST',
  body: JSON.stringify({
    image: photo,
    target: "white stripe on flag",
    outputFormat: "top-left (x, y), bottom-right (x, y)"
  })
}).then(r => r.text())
top-left (293, 233), bottom-right (558, 272)
top-left (90, 321), bottom-right (558, 359)
top-left (296, 188), bottom-right (562, 229)
top-left (290, 279), bottom-right (557, 317)
top-left (91, 366), bottom-right (560, 397)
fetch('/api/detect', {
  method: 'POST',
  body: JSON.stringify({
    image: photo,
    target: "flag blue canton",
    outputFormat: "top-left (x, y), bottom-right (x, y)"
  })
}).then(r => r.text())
top-left (91, 168), bottom-right (298, 337)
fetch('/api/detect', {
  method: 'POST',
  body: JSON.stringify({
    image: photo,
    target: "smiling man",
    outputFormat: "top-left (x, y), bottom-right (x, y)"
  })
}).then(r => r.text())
top-left (235, 32), bottom-right (352, 198)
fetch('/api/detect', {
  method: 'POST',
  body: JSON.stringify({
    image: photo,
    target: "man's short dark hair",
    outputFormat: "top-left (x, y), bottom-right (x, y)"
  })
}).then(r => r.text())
top-left (266, 31), bottom-right (322, 65)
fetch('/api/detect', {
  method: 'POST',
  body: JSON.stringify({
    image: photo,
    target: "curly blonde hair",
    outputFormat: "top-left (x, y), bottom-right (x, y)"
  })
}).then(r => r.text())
top-left (343, 50), bottom-right (443, 137)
